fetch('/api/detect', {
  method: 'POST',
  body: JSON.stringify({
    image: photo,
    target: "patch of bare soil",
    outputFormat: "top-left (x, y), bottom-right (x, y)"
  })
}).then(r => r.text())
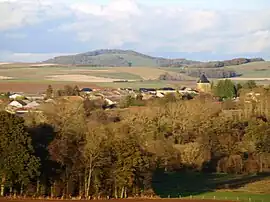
top-left (0, 63), bottom-right (11, 66)
top-left (0, 82), bottom-right (103, 93)
top-left (46, 75), bottom-right (127, 82)
top-left (0, 76), bottom-right (13, 80)
top-left (30, 63), bottom-right (59, 67)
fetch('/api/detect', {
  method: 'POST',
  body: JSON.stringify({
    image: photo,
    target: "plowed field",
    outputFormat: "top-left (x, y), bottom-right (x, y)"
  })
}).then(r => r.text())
top-left (0, 82), bottom-right (103, 93)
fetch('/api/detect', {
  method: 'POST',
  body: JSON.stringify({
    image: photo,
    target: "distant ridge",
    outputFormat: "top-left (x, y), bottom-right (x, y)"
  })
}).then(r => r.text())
top-left (43, 49), bottom-right (264, 67)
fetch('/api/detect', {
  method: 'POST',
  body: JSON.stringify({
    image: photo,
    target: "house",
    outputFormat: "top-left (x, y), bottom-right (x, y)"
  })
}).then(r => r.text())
top-left (159, 87), bottom-right (175, 91)
top-left (104, 98), bottom-right (117, 109)
top-left (139, 88), bottom-right (156, 94)
top-left (105, 98), bottom-right (118, 105)
top-left (8, 100), bottom-right (27, 108)
top-left (25, 94), bottom-right (44, 100)
top-left (156, 87), bottom-right (176, 95)
top-left (178, 87), bottom-right (199, 95)
top-left (197, 74), bottom-right (211, 93)
top-left (22, 99), bottom-right (31, 104)
top-left (45, 98), bottom-right (56, 104)
top-left (81, 88), bottom-right (93, 94)
top-left (156, 92), bottom-right (165, 98)
top-left (119, 88), bottom-right (133, 91)
top-left (25, 101), bottom-right (40, 109)
top-left (9, 93), bottom-right (24, 100)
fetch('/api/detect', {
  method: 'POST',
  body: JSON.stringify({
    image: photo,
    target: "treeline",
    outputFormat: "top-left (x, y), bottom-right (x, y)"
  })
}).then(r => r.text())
top-left (161, 58), bottom-right (264, 68)
top-left (158, 72), bottom-right (191, 81)
top-left (159, 68), bottom-right (240, 80)
top-left (185, 68), bottom-right (240, 78)
top-left (0, 85), bottom-right (270, 198)
top-left (46, 85), bottom-right (81, 98)
top-left (188, 58), bottom-right (264, 68)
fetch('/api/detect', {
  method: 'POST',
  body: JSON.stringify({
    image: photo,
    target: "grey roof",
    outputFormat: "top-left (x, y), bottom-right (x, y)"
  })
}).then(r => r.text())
top-left (197, 74), bottom-right (210, 83)
top-left (16, 100), bottom-right (28, 106)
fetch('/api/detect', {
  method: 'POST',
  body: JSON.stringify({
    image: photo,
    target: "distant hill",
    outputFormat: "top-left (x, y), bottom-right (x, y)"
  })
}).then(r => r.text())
top-left (43, 49), bottom-right (200, 67)
top-left (43, 49), bottom-right (264, 68)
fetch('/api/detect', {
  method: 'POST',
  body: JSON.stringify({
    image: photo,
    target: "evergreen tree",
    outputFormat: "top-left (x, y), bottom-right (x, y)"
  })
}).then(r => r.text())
top-left (73, 85), bottom-right (80, 96)
top-left (63, 85), bottom-right (74, 96)
top-left (236, 83), bottom-right (243, 97)
top-left (46, 85), bottom-right (53, 99)
top-left (214, 79), bottom-right (237, 99)
top-left (0, 111), bottom-right (40, 196)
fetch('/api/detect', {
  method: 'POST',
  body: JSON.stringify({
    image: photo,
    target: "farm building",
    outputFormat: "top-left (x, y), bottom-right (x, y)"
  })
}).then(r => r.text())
top-left (197, 74), bottom-right (211, 93)
top-left (8, 100), bottom-right (27, 108)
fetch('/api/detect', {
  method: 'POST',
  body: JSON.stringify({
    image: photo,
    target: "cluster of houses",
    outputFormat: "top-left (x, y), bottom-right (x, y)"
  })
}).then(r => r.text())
top-left (2, 86), bottom-right (200, 116)
top-left (5, 93), bottom-right (44, 115)
top-left (138, 87), bottom-right (198, 98)
top-left (1, 74), bottom-right (214, 116)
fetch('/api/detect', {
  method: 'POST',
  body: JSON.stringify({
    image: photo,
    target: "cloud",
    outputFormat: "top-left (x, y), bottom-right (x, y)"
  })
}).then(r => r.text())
top-left (5, 32), bottom-right (27, 39)
top-left (0, 0), bottom-right (270, 61)
top-left (0, 51), bottom-right (77, 62)
top-left (0, 0), bottom-right (71, 31)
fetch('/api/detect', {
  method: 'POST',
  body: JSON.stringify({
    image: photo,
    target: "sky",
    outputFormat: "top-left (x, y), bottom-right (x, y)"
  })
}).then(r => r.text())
top-left (0, 0), bottom-right (270, 62)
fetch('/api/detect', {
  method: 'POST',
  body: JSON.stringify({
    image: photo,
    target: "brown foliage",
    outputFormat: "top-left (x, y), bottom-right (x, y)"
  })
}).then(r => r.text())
top-left (2, 86), bottom-right (270, 198)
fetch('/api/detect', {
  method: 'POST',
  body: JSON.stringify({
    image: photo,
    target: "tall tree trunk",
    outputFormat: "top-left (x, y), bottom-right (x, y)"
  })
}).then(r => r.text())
top-left (164, 158), bottom-right (168, 172)
top-left (0, 176), bottom-right (5, 197)
top-left (84, 169), bottom-right (87, 197)
top-left (50, 182), bottom-right (55, 198)
top-left (20, 182), bottom-right (23, 195)
top-left (65, 180), bottom-right (69, 198)
top-left (36, 179), bottom-right (40, 196)
top-left (124, 186), bottom-right (127, 198)
top-left (79, 175), bottom-right (82, 198)
top-left (65, 167), bottom-right (69, 199)
top-left (259, 154), bottom-right (263, 173)
top-left (120, 187), bottom-right (125, 198)
top-left (114, 183), bottom-right (118, 199)
top-left (9, 186), bottom-right (13, 196)
top-left (86, 164), bottom-right (93, 198)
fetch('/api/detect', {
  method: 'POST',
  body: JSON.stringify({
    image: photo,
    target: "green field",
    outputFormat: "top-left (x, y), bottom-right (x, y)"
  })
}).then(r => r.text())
top-left (226, 61), bottom-right (270, 78)
top-left (94, 80), bottom-right (175, 89)
top-left (152, 171), bottom-right (270, 201)
top-left (161, 61), bottom-right (270, 80)
top-left (88, 72), bottom-right (143, 80)
top-left (98, 53), bottom-right (159, 67)
top-left (0, 62), bottom-right (269, 90)
top-left (182, 192), bottom-right (270, 202)
top-left (0, 65), bottom-right (166, 81)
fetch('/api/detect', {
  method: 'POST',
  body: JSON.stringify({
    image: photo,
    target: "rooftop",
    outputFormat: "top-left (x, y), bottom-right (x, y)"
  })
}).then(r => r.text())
top-left (197, 74), bottom-right (210, 84)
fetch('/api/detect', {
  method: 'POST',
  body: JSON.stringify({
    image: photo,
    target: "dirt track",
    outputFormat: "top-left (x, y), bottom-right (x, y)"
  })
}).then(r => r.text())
top-left (0, 199), bottom-right (236, 202)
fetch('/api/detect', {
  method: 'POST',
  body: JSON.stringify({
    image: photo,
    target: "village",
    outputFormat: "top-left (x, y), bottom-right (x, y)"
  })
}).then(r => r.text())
top-left (0, 74), bottom-right (263, 117)
top-left (1, 75), bottom-right (211, 116)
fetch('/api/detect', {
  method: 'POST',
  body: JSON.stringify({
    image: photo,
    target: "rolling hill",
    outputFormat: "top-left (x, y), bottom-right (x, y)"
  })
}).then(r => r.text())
top-left (44, 49), bottom-right (264, 68)
top-left (44, 49), bottom-right (200, 67)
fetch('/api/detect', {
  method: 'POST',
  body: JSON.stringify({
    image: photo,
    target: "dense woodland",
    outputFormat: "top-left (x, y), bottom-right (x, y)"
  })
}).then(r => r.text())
top-left (159, 68), bottom-right (239, 80)
top-left (185, 68), bottom-right (240, 78)
top-left (0, 81), bottom-right (270, 199)
top-left (160, 58), bottom-right (264, 68)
